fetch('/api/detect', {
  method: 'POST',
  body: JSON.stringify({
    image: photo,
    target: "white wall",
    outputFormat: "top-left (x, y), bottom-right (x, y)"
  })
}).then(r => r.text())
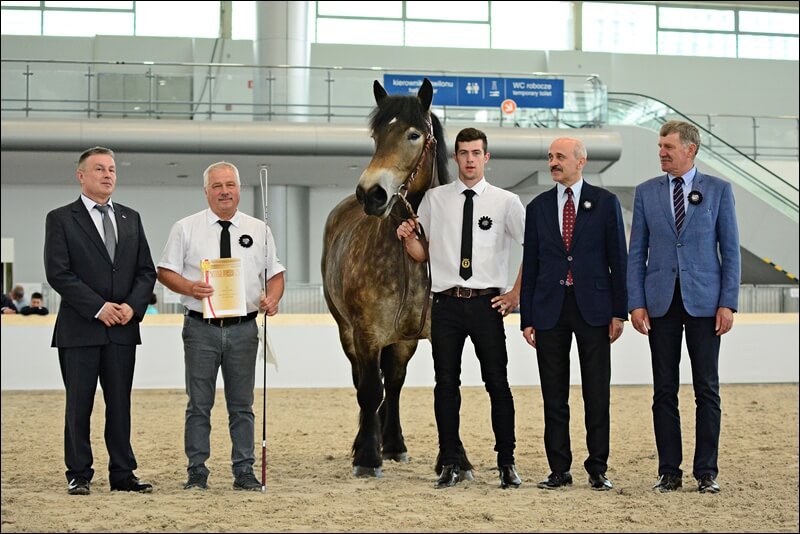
top-left (2, 314), bottom-right (797, 390)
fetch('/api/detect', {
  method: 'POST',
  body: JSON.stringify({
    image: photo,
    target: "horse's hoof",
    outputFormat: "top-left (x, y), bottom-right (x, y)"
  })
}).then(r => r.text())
top-left (352, 466), bottom-right (383, 478)
top-left (382, 452), bottom-right (409, 463)
top-left (459, 469), bottom-right (474, 482)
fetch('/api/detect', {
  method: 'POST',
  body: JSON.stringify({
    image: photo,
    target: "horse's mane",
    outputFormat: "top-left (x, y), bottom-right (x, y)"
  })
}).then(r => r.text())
top-left (368, 94), bottom-right (451, 187)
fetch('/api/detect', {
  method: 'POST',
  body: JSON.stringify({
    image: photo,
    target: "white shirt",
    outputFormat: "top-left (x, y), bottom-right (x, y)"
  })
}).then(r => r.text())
top-left (157, 208), bottom-right (286, 313)
top-left (417, 178), bottom-right (525, 293)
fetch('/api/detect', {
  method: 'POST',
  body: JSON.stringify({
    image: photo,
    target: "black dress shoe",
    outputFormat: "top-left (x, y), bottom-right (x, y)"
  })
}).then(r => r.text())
top-left (67, 477), bottom-right (90, 495)
top-left (653, 473), bottom-right (682, 493)
top-left (537, 471), bottom-right (573, 489)
top-left (588, 472), bottom-right (613, 491)
top-left (698, 474), bottom-right (720, 494)
top-left (499, 464), bottom-right (521, 489)
top-left (110, 475), bottom-right (153, 493)
top-left (435, 464), bottom-right (460, 489)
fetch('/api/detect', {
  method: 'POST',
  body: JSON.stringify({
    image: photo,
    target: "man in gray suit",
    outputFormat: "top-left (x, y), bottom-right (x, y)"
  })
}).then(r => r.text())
top-left (627, 121), bottom-right (740, 494)
top-left (45, 146), bottom-right (156, 495)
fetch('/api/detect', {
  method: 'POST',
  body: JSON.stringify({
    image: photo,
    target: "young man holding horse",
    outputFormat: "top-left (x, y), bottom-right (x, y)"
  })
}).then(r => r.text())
top-left (157, 161), bottom-right (285, 492)
top-left (397, 127), bottom-right (525, 489)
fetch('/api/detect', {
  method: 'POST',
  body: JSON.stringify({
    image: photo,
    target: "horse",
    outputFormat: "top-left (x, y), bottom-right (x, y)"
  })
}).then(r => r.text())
top-left (321, 78), bottom-right (451, 477)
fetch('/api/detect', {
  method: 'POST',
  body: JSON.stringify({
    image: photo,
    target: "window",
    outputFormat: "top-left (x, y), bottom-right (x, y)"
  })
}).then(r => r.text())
top-left (583, 2), bottom-right (656, 55)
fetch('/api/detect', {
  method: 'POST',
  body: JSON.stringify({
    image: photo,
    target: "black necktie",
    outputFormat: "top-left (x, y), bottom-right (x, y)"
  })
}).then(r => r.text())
top-left (95, 204), bottom-right (116, 261)
top-left (460, 189), bottom-right (476, 280)
top-left (218, 220), bottom-right (232, 258)
top-left (673, 177), bottom-right (685, 233)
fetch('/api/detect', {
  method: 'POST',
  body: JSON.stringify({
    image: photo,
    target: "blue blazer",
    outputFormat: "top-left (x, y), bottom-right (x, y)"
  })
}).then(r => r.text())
top-left (45, 198), bottom-right (156, 348)
top-left (627, 171), bottom-right (740, 318)
top-left (520, 182), bottom-right (628, 331)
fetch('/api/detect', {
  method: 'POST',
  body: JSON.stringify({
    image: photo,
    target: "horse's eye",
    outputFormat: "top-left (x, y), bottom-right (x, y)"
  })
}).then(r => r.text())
top-left (407, 132), bottom-right (421, 141)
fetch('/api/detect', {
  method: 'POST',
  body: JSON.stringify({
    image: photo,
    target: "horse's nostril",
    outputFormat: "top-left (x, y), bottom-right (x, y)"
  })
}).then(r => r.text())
top-left (356, 186), bottom-right (366, 206)
top-left (370, 186), bottom-right (387, 207)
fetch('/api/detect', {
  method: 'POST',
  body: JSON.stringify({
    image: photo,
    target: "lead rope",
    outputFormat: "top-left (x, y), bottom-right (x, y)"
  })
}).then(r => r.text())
top-left (393, 118), bottom-right (437, 340)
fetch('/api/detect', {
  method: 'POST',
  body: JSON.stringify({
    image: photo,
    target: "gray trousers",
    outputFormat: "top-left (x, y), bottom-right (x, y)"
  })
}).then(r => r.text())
top-left (182, 316), bottom-right (259, 477)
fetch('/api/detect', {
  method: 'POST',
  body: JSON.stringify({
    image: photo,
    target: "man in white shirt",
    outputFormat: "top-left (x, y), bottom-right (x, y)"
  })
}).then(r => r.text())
top-left (397, 127), bottom-right (525, 490)
top-left (157, 161), bottom-right (285, 492)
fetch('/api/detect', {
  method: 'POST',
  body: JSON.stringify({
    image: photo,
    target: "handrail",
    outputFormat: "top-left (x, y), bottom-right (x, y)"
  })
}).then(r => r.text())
top-left (608, 92), bottom-right (798, 220)
top-left (1, 57), bottom-right (608, 127)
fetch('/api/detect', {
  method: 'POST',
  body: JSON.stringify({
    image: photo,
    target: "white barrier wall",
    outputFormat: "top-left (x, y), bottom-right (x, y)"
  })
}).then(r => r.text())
top-left (1, 313), bottom-right (797, 391)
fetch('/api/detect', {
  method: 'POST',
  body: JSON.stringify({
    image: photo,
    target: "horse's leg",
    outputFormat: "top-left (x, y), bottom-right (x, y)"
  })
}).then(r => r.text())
top-left (352, 340), bottom-right (384, 477)
top-left (378, 341), bottom-right (416, 462)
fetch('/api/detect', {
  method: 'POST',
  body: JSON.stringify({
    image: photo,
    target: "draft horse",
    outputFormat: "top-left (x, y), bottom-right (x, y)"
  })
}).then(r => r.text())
top-left (321, 78), bottom-right (450, 476)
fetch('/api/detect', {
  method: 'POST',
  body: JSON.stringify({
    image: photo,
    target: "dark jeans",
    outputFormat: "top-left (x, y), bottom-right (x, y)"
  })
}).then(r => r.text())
top-left (59, 344), bottom-right (137, 485)
top-left (649, 282), bottom-right (721, 480)
top-left (431, 293), bottom-right (516, 467)
top-left (535, 288), bottom-right (611, 475)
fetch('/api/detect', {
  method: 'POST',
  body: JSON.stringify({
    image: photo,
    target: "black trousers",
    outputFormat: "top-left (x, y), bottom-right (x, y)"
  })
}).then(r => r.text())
top-left (431, 293), bottom-right (516, 466)
top-left (535, 288), bottom-right (611, 475)
top-left (59, 344), bottom-right (137, 484)
top-left (649, 282), bottom-right (721, 480)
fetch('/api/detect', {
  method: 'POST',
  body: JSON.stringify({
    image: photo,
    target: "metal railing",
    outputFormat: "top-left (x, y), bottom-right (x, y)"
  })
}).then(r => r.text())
top-left (1, 58), bottom-right (607, 128)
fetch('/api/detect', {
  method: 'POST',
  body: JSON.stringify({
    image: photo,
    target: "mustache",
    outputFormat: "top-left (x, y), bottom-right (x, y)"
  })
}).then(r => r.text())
top-left (550, 166), bottom-right (562, 172)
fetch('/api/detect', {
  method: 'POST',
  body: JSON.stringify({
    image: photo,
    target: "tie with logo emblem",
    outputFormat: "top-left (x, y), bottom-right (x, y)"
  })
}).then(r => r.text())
top-left (218, 220), bottom-right (232, 258)
top-left (459, 189), bottom-right (476, 280)
top-left (95, 204), bottom-right (116, 261)
top-left (673, 176), bottom-right (685, 233)
top-left (562, 187), bottom-right (575, 285)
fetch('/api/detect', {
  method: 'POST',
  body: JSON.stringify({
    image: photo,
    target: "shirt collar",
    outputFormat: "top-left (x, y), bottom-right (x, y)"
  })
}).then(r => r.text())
top-left (556, 178), bottom-right (584, 199)
top-left (456, 177), bottom-right (487, 196)
top-left (206, 208), bottom-right (240, 227)
top-left (668, 166), bottom-right (697, 188)
top-left (81, 194), bottom-right (113, 212)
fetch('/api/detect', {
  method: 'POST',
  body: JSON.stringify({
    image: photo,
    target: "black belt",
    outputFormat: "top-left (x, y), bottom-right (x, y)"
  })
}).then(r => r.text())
top-left (186, 309), bottom-right (258, 327)
top-left (436, 287), bottom-right (500, 299)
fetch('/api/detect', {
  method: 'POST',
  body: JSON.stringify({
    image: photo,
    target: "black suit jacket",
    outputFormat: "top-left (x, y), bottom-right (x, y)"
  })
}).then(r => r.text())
top-left (45, 197), bottom-right (156, 348)
top-left (520, 182), bottom-right (628, 331)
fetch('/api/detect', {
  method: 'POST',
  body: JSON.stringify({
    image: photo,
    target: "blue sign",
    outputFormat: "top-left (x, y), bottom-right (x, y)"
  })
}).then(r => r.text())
top-left (383, 74), bottom-right (564, 109)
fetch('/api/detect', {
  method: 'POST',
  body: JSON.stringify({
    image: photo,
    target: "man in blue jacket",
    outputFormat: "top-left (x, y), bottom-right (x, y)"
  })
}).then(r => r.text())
top-left (627, 120), bottom-right (740, 494)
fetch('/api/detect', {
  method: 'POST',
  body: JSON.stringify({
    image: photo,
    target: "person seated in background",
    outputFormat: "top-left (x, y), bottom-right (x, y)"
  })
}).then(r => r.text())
top-left (145, 292), bottom-right (159, 314)
top-left (1, 293), bottom-right (18, 314)
top-left (9, 285), bottom-right (28, 309)
top-left (20, 292), bottom-right (49, 316)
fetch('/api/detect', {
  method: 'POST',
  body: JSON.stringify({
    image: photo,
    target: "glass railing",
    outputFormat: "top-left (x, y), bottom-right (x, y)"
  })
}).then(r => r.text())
top-left (1, 58), bottom-right (607, 128)
top-left (685, 113), bottom-right (798, 161)
top-left (608, 92), bottom-right (799, 222)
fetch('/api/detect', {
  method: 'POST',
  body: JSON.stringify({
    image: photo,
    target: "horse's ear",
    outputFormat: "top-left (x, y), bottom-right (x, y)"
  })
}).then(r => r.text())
top-left (417, 78), bottom-right (433, 111)
top-left (373, 80), bottom-right (388, 104)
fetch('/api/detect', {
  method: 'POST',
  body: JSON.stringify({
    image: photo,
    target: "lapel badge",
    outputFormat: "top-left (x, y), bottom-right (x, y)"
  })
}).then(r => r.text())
top-left (580, 199), bottom-right (594, 211)
top-left (688, 191), bottom-right (703, 205)
top-left (239, 234), bottom-right (253, 248)
top-left (478, 216), bottom-right (493, 230)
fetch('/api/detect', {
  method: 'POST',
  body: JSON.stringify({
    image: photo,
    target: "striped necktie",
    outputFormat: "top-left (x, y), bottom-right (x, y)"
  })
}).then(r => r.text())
top-left (673, 177), bottom-right (685, 233)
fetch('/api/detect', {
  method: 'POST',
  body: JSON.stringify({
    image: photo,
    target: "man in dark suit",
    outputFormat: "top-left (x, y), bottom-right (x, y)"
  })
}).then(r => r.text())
top-left (45, 146), bottom-right (156, 495)
top-left (628, 120), bottom-right (740, 494)
top-left (520, 137), bottom-right (628, 491)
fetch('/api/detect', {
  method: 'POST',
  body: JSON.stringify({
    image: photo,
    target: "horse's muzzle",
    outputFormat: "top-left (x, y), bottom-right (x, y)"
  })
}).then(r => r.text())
top-left (356, 184), bottom-right (389, 217)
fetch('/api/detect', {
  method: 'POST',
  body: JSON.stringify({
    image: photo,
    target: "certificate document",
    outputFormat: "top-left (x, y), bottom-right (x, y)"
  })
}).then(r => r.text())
top-left (201, 257), bottom-right (247, 318)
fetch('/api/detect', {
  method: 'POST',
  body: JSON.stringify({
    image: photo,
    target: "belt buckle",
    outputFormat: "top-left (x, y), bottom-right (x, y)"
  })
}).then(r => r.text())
top-left (456, 287), bottom-right (472, 298)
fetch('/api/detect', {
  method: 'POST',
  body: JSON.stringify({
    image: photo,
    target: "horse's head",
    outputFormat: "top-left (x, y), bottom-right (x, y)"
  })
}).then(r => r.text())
top-left (356, 78), bottom-right (449, 218)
